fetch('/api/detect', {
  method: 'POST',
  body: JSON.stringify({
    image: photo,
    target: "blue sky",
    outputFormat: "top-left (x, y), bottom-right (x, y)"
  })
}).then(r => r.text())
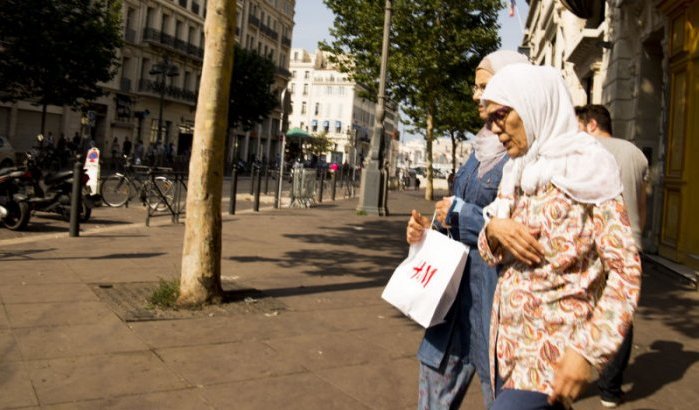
top-left (291, 1), bottom-right (531, 140)
top-left (292, 1), bottom-right (529, 52)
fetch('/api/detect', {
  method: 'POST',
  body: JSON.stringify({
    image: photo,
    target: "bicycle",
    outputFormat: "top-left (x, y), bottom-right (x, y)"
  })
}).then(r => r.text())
top-left (100, 156), bottom-right (175, 211)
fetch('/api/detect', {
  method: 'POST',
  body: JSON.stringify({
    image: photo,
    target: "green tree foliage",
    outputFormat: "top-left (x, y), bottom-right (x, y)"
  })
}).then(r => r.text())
top-left (0, 0), bottom-right (123, 107)
top-left (322, 0), bottom-right (501, 199)
top-left (307, 131), bottom-right (335, 157)
top-left (228, 45), bottom-right (278, 131)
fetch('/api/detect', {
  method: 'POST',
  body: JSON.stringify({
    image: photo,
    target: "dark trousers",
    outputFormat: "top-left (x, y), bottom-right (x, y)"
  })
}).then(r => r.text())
top-left (598, 326), bottom-right (634, 399)
top-left (493, 367), bottom-right (567, 410)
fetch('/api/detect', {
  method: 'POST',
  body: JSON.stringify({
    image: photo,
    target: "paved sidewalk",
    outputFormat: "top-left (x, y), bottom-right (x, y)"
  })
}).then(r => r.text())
top-left (0, 190), bottom-right (697, 409)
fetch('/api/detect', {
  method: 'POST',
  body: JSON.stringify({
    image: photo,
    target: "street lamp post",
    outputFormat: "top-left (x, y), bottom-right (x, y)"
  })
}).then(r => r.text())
top-left (149, 57), bottom-right (179, 144)
top-left (357, 0), bottom-right (392, 215)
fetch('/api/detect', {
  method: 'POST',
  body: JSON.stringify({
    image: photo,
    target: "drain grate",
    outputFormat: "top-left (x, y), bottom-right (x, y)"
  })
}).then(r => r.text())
top-left (91, 282), bottom-right (287, 322)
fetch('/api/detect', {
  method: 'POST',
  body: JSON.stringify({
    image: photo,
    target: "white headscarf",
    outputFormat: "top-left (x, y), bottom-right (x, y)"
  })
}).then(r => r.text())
top-left (481, 64), bottom-right (623, 219)
top-left (473, 50), bottom-right (530, 178)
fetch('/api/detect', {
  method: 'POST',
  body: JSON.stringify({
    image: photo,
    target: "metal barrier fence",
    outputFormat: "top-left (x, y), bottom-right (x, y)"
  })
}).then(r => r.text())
top-left (289, 168), bottom-right (317, 208)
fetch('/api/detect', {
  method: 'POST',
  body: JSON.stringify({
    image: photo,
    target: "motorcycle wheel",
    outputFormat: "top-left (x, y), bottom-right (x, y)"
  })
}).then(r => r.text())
top-left (1, 201), bottom-right (30, 231)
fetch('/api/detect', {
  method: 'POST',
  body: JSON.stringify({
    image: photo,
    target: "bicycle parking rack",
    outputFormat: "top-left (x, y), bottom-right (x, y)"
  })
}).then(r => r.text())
top-left (145, 169), bottom-right (188, 226)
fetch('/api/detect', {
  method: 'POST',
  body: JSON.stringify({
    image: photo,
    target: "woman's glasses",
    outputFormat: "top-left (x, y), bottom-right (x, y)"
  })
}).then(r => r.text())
top-left (471, 84), bottom-right (486, 95)
top-left (485, 106), bottom-right (513, 131)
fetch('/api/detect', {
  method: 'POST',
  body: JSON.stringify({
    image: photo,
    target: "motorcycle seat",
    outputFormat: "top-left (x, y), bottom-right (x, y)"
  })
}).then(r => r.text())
top-left (0, 167), bottom-right (20, 176)
top-left (44, 170), bottom-right (73, 184)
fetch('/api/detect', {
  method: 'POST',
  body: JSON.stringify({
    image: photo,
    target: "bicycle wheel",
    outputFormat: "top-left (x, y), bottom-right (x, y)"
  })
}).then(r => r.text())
top-left (101, 175), bottom-right (131, 207)
top-left (146, 177), bottom-right (174, 212)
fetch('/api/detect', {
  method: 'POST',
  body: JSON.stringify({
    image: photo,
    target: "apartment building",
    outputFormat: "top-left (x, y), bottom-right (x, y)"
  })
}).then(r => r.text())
top-left (0, 0), bottom-right (295, 162)
top-left (287, 48), bottom-right (398, 167)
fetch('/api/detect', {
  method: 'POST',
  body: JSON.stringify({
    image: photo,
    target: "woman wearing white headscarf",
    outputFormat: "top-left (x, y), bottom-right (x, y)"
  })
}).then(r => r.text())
top-left (477, 64), bottom-right (641, 409)
top-left (406, 50), bottom-right (528, 409)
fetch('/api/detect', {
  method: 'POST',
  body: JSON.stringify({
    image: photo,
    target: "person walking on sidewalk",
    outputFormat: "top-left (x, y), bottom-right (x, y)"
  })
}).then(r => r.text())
top-left (478, 64), bottom-right (641, 410)
top-left (406, 50), bottom-right (529, 409)
top-left (576, 104), bottom-right (649, 408)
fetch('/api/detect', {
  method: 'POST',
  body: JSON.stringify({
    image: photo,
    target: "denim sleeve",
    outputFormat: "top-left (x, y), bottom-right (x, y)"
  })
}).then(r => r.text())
top-left (447, 198), bottom-right (485, 247)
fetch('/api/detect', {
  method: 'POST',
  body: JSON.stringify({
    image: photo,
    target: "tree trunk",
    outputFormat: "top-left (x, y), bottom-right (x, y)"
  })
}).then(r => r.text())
top-left (178, 0), bottom-right (236, 306)
top-left (450, 131), bottom-right (457, 174)
top-left (425, 112), bottom-right (434, 201)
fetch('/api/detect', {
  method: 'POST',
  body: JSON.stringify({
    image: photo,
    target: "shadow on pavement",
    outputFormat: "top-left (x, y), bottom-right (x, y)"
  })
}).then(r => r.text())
top-left (0, 249), bottom-right (165, 261)
top-left (624, 340), bottom-right (699, 403)
top-left (637, 269), bottom-right (699, 339)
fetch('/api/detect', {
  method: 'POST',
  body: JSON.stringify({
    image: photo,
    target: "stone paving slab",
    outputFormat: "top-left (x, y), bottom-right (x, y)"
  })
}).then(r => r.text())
top-left (0, 360), bottom-right (39, 408)
top-left (41, 389), bottom-right (214, 410)
top-left (13, 316), bottom-right (146, 360)
top-left (26, 352), bottom-right (190, 405)
top-left (0, 283), bottom-right (99, 304)
top-left (156, 341), bottom-right (307, 386)
top-left (201, 373), bottom-right (369, 410)
top-left (4, 301), bottom-right (116, 328)
top-left (315, 358), bottom-right (420, 410)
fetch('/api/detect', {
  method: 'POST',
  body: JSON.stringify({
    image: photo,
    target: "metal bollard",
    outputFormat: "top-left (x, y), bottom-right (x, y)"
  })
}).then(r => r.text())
top-left (249, 165), bottom-right (255, 195)
top-left (331, 171), bottom-right (337, 201)
top-left (274, 169), bottom-right (281, 209)
top-left (317, 169), bottom-right (325, 203)
top-left (253, 164), bottom-right (262, 212)
top-left (228, 163), bottom-right (238, 215)
top-left (69, 160), bottom-right (82, 237)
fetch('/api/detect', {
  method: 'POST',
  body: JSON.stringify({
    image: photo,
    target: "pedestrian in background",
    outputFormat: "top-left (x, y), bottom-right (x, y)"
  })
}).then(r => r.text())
top-left (406, 49), bottom-right (528, 409)
top-left (478, 64), bottom-right (641, 409)
top-left (576, 104), bottom-right (649, 408)
top-left (122, 136), bottom-right (132, 157)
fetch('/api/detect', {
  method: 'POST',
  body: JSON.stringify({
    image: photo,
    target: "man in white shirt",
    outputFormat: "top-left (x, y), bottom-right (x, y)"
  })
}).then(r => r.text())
top-left (576, 104), bottom-right (649, 408)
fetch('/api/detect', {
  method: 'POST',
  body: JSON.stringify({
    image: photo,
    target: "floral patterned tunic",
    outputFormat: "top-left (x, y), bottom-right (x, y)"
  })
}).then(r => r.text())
top-left (477, 185), bottom-right (642, 395)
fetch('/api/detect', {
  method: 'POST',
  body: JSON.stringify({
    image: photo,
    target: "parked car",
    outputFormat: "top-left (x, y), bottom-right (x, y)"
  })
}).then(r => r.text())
top-left (0, 136), bottom-right (16, 168)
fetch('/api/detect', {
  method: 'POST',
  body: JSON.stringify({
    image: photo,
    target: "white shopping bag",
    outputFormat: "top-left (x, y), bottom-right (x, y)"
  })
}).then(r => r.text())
top-left (382, 224), bottom-right (469, 328)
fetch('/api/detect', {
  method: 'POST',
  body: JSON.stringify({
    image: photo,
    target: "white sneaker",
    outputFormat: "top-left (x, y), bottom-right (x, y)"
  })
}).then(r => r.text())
top-left (600, 398), bottom-right (621, 408)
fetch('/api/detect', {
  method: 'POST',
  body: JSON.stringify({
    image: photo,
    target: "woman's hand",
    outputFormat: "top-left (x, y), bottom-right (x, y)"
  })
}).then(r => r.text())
top-left (549, 348), bottom-right (592, 406)
top-left (406, 210), bottom-right (430, 244)
top-left (435, 197), bottom-right (453, 227)
top-left (485, 218), bottom-right (544, 265)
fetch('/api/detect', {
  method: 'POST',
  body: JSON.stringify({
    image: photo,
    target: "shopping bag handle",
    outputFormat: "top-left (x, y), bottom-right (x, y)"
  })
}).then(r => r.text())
top-left (429, 210), bottom-right (453, 239)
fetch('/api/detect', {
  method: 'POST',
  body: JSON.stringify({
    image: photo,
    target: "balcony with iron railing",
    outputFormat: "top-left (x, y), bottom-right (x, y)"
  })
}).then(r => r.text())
top-left (260, 24), bottom-right (278, 41)
top-left (142, 27), bottom-right (204, 60)
top-left (248, 14), bottom-right (260, 27)
top-left (137, 78), bottom-right (197, 103)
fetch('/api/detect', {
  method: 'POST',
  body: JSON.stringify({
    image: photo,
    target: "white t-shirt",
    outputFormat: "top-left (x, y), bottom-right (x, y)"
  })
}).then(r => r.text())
top-left (596, 137), bottom-right (649, 249)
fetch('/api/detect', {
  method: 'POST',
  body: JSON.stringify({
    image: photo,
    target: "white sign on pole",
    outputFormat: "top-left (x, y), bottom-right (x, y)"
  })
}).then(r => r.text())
top-left (84, 147), bottom-right (100, 195)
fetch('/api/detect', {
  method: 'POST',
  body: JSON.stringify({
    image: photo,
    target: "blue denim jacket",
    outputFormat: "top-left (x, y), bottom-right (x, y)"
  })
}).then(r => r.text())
top-left (417, 152), bottom-right (507, 385)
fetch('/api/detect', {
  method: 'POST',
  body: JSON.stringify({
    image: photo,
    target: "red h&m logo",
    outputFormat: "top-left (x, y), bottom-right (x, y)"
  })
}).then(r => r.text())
top-left (410, 261), bottom-right (438, 287)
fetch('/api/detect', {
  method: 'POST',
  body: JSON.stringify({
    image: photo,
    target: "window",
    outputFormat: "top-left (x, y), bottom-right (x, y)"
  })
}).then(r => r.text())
top-left (301, 102), bottom-right (307, 114)
top-left (289, 83), bottom-right (295, 94)
top-left (304, 71), bottom-right (310, 79)
top-left (303, 84), bottom-right (308, 96)
top-left (314, 103), bottom-right (320, 115)
top-left (184, 71), bottom-right (191, 90)
top-left (335, 121), bottom-right (342, 133)
top-left (326, 86), bottom-right (332, 95)
top-left (291, 70), bottom-right (296, 78)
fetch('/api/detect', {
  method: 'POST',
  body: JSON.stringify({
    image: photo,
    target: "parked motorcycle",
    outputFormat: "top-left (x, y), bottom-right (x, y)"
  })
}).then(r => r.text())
top-left (21, 151), bottom-right (93, 222)
top-left (0, 166), bottom-right (31, 230)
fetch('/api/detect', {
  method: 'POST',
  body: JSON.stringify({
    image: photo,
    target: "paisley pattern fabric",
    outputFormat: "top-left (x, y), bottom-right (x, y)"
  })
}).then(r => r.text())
top-left (477, 185), bottom-right (641, 396)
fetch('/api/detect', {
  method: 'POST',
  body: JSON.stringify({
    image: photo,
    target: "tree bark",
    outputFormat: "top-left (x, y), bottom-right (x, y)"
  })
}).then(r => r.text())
top-left (450, 131), bottom-right (457, 174)
top-left (178, 0), bottom-right (236, 306)
top-left (425, 112), bottom-right (434, 201)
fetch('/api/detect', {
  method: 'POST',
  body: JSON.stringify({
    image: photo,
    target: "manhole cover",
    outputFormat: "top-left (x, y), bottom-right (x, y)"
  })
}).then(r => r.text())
top-left (91, 282), bottom-right (286, 322)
